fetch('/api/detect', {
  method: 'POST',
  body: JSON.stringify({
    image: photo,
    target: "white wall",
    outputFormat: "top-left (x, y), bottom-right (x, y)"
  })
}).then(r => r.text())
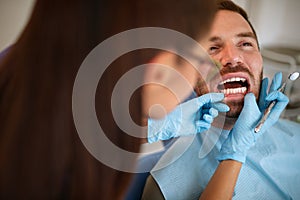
top-left (234, 0), bottom-right (300, 49)
top-left (232, 0), bottom-right (249, 11)
top-left (0, 0), bottom-right (35, 51)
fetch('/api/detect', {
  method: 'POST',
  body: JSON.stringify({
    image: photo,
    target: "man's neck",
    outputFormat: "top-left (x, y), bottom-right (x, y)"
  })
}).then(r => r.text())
top-left (212, 114), bottom-right (237, 130)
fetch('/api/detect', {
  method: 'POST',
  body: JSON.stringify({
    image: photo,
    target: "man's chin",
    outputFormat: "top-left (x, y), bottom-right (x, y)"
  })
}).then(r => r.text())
top-left (225, 112), bottom-right (240, 119)
top-left (218, 111), bottom-right (240, 119)
top-left (224, 101), bottom-right (243, 118)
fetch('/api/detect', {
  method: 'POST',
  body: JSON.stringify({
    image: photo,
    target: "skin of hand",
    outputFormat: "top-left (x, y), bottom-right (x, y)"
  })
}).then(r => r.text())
top-left (199, 160), bottom-right (242, 200)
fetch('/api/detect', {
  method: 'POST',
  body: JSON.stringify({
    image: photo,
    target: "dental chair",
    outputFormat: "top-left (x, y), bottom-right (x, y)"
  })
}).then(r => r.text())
top-left (262, 47), bottom-right (300, 121)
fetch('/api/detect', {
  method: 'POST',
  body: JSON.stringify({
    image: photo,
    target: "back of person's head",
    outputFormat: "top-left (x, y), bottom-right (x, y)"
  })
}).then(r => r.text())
top-left (0, 0), bottom-right (216, 199)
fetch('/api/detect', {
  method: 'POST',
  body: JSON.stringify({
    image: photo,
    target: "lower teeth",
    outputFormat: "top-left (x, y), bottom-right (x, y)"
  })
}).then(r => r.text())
top-left (220, 87), bottom-right (247, 94)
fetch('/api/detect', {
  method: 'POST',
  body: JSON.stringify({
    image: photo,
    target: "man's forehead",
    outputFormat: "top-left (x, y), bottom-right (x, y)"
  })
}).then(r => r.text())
top-left (207, 10), bottom-right (254, 40)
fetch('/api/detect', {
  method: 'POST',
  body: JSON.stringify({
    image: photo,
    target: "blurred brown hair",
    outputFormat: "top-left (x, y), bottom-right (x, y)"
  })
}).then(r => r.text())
top-left (0, 0), bottom-right (216, 199)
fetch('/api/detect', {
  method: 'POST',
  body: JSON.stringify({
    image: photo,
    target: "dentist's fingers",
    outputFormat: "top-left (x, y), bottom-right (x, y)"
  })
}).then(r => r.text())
top-left (243, 93), bottom-right (261, 115)
top-left (201, 107), bottom-right (218, 117)
top-left (266, 91), bottom-right (289, 102)
top-left (258, 77), bottom-right (269, 110)
top-left (203, 114), bottom-right (214, 124)
top-left (208, 108), bottom-right (219, 118)
top-left (266, 91), bottom-right (289, 121)
top-left (196, 93), bottom-right (225, 107)
top-left (211, 102), bottom-right (230, 112)
top-left (269, 72), bottom-right (282, 92)
top-left (196, 121), bottom-right (211, 132)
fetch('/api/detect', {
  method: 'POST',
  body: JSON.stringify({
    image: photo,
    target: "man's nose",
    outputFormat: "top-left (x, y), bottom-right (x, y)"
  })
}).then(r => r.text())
top-left (219, 45), bottom-right (243, 67)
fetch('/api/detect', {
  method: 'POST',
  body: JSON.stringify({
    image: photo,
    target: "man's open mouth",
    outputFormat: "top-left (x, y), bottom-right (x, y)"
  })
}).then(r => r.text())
top-left (217, 77), bottom-right (249, 95)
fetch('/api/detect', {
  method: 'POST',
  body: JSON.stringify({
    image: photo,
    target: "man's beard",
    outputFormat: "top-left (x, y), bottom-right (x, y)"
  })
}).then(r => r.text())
top-left (195, 65), bottom-right (263, 119)
top-left (224, 99), bottom-right (244, 118)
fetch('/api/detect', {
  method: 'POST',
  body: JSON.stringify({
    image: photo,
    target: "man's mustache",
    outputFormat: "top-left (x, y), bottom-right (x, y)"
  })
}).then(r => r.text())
top-left (207, 65), bottom-right (255, 82)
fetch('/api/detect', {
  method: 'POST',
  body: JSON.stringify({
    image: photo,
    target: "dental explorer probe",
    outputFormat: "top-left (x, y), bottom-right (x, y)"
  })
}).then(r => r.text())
top-left (254, 72), bottom-right (300, 133)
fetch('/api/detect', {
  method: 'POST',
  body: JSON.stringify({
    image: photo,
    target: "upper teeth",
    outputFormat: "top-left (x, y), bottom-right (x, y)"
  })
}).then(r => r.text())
top-left (220, 77), bottom-right (246, 85)
top-left (219, 77), bottom-right (248, 95)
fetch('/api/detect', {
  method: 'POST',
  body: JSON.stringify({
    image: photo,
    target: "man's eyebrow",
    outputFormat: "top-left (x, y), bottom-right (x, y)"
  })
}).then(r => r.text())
top-left (209, 36), bottom-right (222, 42)
top-left (236, 32), bottom-right (256, 40)
top-left (208, 32), bottom-right (257, 42)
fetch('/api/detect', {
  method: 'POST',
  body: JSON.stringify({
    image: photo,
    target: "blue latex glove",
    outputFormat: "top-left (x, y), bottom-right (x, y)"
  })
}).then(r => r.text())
top-left (148, 93), bottom-right (229, 143)
top-left (259, 72), bottom-right (283, 111)
top-left (217, 73), bottom-right (289, 163)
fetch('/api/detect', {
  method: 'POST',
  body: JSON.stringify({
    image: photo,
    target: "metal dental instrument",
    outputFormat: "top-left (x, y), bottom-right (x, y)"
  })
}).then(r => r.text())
top-left (254, 72), bottom-right (300, 133)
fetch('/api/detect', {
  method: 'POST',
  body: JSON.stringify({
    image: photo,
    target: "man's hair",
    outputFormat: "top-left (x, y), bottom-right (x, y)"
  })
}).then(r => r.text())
top-left (216, 0), bottom-right (259, 49)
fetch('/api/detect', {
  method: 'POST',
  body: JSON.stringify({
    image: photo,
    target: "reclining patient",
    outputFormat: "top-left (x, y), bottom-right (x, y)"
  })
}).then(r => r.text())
top-left (142, 1), bottom-right (300, 199)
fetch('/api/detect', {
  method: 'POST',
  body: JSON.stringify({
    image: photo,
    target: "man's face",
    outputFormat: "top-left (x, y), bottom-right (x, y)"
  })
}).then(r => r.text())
top-left (201, 10), bottom-right (263, 118)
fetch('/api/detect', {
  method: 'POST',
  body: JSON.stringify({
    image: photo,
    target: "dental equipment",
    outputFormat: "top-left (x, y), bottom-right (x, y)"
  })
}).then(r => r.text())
top-left (254, 72), bottom-right (300, 133)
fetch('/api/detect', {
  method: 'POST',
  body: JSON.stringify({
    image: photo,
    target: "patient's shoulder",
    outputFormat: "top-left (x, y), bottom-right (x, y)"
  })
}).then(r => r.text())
top-left (275, 119), bottom-right (300, 135)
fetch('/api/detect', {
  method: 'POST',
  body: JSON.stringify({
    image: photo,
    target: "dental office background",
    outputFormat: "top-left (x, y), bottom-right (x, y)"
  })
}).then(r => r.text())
top-left (1, 0), bottom-right (299, 122)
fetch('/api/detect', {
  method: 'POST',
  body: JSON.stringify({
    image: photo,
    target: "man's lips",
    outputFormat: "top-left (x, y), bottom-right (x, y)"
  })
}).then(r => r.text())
top-left (216, 74), bottom-right (250, 96)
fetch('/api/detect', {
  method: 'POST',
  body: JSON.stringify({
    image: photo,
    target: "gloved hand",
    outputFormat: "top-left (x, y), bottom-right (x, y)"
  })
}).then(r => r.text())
top-left (259, 72), bottom-right (283, 111)
top-left (148, 93), bottom-right (229, 143)
top-left (217, 73), bottom-right (289, 163)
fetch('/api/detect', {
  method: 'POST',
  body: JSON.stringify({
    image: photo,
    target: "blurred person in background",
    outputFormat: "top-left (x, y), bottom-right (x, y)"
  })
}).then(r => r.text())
top-left (0, 0), bottom-right (217, 199)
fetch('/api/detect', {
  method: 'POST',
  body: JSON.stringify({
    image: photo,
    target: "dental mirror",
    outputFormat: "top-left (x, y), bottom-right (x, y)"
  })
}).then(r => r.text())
top-left (289, 72), bottom-right (300, 81)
